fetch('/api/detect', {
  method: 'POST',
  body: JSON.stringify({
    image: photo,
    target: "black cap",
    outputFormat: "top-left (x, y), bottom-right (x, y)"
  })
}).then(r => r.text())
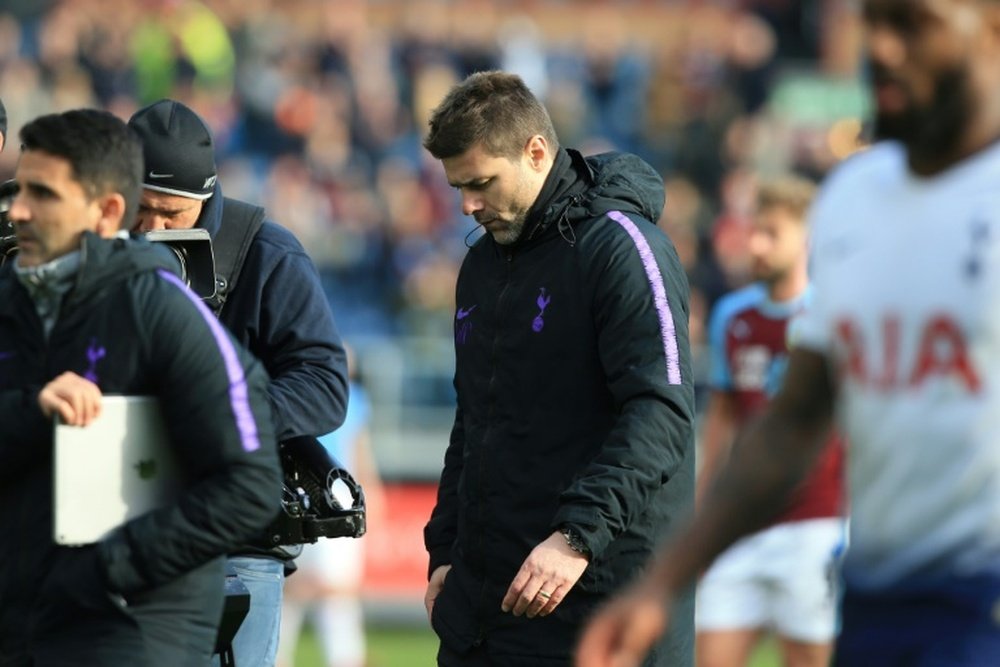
top-left (128, 99), bottom-right (217, 200)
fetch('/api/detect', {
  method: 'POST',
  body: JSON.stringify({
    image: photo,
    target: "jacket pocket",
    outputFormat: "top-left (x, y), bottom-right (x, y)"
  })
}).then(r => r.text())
top-left (429, 565), bottom-right (479, 654)
top-left (31, 545), bottom-right (136, 639)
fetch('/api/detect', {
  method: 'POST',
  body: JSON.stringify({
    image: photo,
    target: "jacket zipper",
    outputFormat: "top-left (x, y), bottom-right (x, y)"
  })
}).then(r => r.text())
top-left (476, 249), bottom-right (514, 638)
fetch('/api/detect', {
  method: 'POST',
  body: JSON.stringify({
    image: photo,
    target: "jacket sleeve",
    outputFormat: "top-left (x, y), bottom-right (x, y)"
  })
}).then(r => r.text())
top-left (423, 404), bottom-right (465, 578)
top-left (0, 388), bottom-right (49, 483)
top-left (98, 273), bottom-right (282, 595)
top-left (552, 216), bottom-right (695, 559)
top-left (246, 246), bottom-right (349, 442)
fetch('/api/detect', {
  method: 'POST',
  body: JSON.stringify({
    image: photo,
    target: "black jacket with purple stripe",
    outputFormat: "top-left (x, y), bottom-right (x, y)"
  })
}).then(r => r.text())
top-left (424, 148), bottom-right (696, 666)
top-left (0, 232), bottom-right (281, 665)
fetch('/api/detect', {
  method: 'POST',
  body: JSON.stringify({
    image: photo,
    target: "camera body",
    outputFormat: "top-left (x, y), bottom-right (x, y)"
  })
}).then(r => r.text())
top-left (265, 436), bottom-right (367, 546)
top-left (143, 229), bottom-right (217, 298)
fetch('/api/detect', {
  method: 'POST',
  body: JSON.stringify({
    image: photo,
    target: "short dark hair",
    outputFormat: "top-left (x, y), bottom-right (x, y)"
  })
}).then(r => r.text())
top-left (423, 71), bottom-right (559, 160)
top-left (757, 174), bottom-right (817, 222)
top-left (19, 109), bottom-right (144, 226)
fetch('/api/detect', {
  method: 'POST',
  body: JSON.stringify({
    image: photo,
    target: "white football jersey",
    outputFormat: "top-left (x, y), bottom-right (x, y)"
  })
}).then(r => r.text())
top-left (796, 140), bottom-right (1000, 590)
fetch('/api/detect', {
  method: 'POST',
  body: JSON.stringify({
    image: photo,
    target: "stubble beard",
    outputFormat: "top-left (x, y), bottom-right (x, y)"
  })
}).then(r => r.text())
top-left (873, 66), bottom-right (971, 166)
top-left (754, 266), bottom-right (782, 288)
top-left (487, 212), bottom-right (528, 246)
top-left (485, 171), bottom-right (534, 246)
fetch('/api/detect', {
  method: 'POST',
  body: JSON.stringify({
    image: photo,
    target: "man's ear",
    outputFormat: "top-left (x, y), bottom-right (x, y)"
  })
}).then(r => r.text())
top-left (982, 2), bottom-right (1000, 47)
top-left (93, 192), bottom-right (127, 238)
top-left (524, 134), bottom-right (551, 172)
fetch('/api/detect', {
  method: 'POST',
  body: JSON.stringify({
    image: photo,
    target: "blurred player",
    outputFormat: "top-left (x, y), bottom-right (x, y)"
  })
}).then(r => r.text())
top-left (578, 1), bottom-right (1000, 665)
top-left (695, 175), bottom-right (844, 667)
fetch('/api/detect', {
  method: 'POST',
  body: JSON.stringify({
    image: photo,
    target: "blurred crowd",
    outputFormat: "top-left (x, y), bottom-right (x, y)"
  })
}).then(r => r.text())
top-left (0, 0), bottom-right (868, 398)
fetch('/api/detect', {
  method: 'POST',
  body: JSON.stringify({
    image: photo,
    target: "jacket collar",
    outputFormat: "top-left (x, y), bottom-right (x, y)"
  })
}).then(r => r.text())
top-left (513, 148), bottom-right (591, 250)
top-left (195, 181), bottom-right (225, 240)
top-left (73, 232), bottom-right (177, 301)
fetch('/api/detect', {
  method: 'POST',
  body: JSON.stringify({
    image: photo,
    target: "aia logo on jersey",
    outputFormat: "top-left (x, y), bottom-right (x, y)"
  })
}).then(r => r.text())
top-left (834, 314), bottom-right (981, 392)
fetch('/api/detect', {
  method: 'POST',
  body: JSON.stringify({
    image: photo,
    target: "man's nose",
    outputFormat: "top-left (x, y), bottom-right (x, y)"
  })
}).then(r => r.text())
top-left (461, 193), bottom-right (484, 217)
top-left (867, 24), bottom-right (906, 70)
top-left (748, 232), bottom-right (769, 258)
top-left (7, 193), bottom-right (30, 224)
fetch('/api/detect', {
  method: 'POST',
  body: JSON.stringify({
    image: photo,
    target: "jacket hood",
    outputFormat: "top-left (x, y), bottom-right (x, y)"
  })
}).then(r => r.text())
top-left (70, 231), bottom-right (180, 301)
top-left (577, 151), bottom-right (665, 224)
top-left (515, 149), bottom-right (665, 250)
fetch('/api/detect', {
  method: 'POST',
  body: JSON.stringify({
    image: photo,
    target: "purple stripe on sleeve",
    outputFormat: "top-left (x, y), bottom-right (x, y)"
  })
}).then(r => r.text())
top-left (157, 269), bottom-right (261, 452)
top-left (607, 211), bottom-right (683, 385)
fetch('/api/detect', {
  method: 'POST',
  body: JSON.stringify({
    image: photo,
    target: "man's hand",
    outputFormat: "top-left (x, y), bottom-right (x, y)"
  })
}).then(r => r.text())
top-left (424, 564), bottom-right (452, 624)
top-left (501, 531), bottom-right (589, 619)
top-left (575, 578), bottom-right (670, 667)
top-left (38, 372), bottom-right (102, 426)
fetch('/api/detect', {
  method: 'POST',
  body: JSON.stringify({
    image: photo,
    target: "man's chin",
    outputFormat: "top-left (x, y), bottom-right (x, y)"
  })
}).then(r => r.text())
top-left (483, 222), bottom-right (523, 246)
top-left (872, 112), bottom-right (920, 144)
top-left (14, 253), bottom-right (41, 268)
top-left (751, 267), bottom-right (783, 286)
top-left (12, 242), bottom-right (40, 266)
top-left (489, 231), bottom-right (518, 246)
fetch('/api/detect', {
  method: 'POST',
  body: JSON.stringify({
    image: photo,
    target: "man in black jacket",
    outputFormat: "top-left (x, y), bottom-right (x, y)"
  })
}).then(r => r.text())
top-left (127, 99), bottom-right (349, 667)
top-left (422, 71), bottom-right (695, 666)
top-left (0, 109), bottom-right (282, 665)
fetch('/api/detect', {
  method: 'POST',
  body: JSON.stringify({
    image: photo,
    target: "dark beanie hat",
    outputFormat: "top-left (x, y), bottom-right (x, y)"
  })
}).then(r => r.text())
top-left (128, 99), bottom-right (217, 200)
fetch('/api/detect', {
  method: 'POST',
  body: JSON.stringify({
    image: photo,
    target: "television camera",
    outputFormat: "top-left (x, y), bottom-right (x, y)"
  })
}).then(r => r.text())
top-left (143, 228), bottom-right (217, 298)
top-left (268, 435), bottom-right (367, 545)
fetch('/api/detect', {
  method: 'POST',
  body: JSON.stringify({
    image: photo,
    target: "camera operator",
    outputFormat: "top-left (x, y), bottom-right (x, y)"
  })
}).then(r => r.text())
top-left (128, 99), bottom-right (350, 667)
top-left (0, 109), bottom-right (282, 665)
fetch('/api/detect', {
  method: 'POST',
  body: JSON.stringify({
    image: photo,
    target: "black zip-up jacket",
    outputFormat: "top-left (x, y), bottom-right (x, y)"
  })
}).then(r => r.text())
top-left (424, 149), bottom-right (695, 665)
top-left (0, 233), bottom-right (281, 665)
top-left (196, 184), bottom-right (349, 560)
top-left (197, 184), bottom-right (349, 443)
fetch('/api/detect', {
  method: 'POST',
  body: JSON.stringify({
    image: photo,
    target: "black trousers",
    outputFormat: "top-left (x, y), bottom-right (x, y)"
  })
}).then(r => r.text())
top-left (27, 553), bottom-right (224, 667)
top-left (438, 641), bottom-right (494, 667)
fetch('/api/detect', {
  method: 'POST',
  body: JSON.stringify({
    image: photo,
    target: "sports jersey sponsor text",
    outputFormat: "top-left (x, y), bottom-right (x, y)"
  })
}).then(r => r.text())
top-left (835, 314), bottom-right (981, 392)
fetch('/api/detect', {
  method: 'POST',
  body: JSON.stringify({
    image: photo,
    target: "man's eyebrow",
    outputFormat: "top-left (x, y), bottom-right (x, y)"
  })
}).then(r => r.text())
top-left (448, 176), bottom-right (491, 189)
top-left (24, 181), bottom-right (57, 198)
top-left (139, 203), bottom-right (192, 214)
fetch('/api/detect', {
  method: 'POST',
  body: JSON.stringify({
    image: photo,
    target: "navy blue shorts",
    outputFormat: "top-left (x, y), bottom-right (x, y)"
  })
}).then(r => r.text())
top-left (834, 576), bottom-right (1000, 667)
